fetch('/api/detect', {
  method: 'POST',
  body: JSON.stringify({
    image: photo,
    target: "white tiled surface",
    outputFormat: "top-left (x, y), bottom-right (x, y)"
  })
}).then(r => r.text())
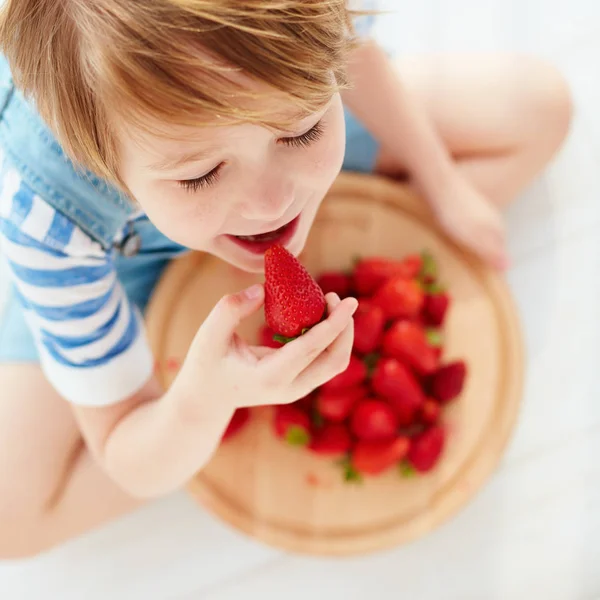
top-left (2, 1), bottom-right (600, 598)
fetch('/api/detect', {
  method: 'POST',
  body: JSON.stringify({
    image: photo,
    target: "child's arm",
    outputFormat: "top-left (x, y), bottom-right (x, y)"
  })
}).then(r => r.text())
top-left (341, 40), bottom-right (507, 268)
top-left (73, 288), bottom-right (357, 499)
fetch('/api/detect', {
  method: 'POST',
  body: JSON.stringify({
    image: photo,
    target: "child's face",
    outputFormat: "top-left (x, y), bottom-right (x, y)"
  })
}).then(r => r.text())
top-left (118, 92), bottom-right (346, 272)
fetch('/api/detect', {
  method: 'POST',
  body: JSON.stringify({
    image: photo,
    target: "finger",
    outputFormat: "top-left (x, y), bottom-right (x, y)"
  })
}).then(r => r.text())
top-left (292, 313), bottom-right (355, 397)
top-left (195, 284), bottom-right (264, 356)
top-left (485, 229), bottom-right (509, 271)
top-left (260, 294), bottom-right (358, 380)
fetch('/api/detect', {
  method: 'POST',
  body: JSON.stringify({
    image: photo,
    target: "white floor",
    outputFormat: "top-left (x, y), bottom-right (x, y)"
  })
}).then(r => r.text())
top-left (2, 1), bottom-right (600, 598)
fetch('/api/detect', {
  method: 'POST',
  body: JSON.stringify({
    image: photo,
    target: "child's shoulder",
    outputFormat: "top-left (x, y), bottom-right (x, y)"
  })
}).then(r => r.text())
top-left (0, 160), bottom-right (104, 259)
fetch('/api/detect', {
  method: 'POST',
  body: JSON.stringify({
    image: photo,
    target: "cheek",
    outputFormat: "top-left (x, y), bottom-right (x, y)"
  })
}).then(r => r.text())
top-left (126, 179), bottom-right (226, 247)
top-left (311, 109), bottom-right (346, 183)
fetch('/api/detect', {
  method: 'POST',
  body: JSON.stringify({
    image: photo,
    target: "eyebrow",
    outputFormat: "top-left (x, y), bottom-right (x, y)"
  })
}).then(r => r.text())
top-left (146, 147), bottom-right (218, 172)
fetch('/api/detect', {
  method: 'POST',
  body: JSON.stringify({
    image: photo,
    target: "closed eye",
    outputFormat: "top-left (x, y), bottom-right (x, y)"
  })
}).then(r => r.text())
top-left (279, 120), bottom-right (325, 149)
top-left (178, 162), bottom-right (223, 193)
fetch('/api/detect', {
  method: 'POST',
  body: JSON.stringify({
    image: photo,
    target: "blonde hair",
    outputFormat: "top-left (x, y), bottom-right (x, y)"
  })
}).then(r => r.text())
top-left (0, 0), bottom-right (356, 185)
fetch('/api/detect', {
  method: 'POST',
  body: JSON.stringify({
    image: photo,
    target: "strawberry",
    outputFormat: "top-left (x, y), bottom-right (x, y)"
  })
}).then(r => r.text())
top-left (353, 303), bottom-right (385, 354)
top-left (423, 292), bottom-right (450, 327)
top-left (259, 324), bottom-right (284, 349)
top-left (273, 405), bottom-right (311, 445)
top-left (309, 424), bottom-right (352, 456)
top-left (431, 360), bottom-right (467, 403)
top-left (321, 354), bottom-right (367, 392)
top-left (264, 244), bottom-right (326, 340)
top-left (317, 271), bottom-right (352, 298)
top-left (352, 255), bottom-right (423, 296)
top-left (407, 426), bottom-right (445, 472)
top-left (222, 408), bottom-right (251, 441)
top-left (382, 320), bottom-right (439, 375)
top-left (316, 385), bottom-right (367, 423)
top-left (420, 398), bottom-right (441, 425)
top-left (373, 276), bottom-right (424, 320)
top-left (371, 358), bottom-right (425, 426)
top-left (293, 393), bottom-right (314, 414)
top-left (351, 437), bottom-right (411, 475)
top-left (399, 254), bottom-right (424, 279)
top-left (350, 399), bottom-right (398, 442)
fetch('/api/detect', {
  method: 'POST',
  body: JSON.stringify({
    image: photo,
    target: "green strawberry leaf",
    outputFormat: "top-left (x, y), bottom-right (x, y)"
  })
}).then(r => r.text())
top-left (423, 281), bottom-right (446, 294)
top-left (344, 464), bottom-right (363, 484)
top-left (273, 334), bottom-right (298, 345)
top-left (425, 329), bottom-right (444, 347)
top-left (399, 461), bottom-right (416, 478)
top-left (419, 250), bottom-right (438, 281)
top-left (285, 426), bottom-right (310, 446)
top-left (338, 456), bottom-right (363, 484)
top-left (351, 254), bottom-right (363, 268)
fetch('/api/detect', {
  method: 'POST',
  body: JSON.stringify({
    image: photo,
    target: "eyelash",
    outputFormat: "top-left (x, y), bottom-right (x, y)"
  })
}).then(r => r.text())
top-left (178, 120), bottom-right (325, 193)
top-left (279, 120), bottom-right (325, 149)
top-left (178, 163), bottom-right (223, 193)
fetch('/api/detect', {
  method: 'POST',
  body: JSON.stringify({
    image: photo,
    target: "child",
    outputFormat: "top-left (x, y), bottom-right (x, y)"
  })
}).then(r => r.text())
top-left (0, 0), bottom-right (570, 557)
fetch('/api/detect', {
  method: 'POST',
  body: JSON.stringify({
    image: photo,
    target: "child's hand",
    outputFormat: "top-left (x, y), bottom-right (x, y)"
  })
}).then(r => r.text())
top-left (430, 173), bottom-right (509, 270)
top-left (172, 285), bottom-right (358, 415)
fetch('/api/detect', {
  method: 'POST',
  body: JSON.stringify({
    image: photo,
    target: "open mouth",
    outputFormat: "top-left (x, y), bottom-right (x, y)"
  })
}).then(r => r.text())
top-left (227, 215), bottom-right (300, 254)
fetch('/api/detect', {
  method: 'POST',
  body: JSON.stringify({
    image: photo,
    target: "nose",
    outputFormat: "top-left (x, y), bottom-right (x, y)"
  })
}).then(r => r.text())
top-left (236, 174), bottom-right (295, 223)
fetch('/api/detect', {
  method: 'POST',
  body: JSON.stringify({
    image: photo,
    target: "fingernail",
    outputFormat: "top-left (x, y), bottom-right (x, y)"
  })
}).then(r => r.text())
top-left (244, 284), bottom-right (263, 300)
top-left (348, 298), bottom-right (359, 314)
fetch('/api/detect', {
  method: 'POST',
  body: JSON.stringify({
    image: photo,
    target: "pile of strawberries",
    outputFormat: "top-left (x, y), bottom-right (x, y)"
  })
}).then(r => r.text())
top-left (225, 245), bottom-right (467, 483)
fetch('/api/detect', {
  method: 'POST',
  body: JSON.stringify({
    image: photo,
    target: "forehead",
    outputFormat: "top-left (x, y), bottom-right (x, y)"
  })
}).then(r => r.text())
top-left (116, 85), bottom-right (328, 172)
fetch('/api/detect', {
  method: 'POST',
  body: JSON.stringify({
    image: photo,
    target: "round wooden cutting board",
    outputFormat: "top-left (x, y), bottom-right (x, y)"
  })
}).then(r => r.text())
top-left (145, 173), bottom-right (525, 556)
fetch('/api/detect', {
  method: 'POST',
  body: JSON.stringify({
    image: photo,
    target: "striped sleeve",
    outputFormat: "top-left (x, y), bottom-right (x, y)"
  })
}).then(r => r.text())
top-left (0, 167), bottom-right (154, 406)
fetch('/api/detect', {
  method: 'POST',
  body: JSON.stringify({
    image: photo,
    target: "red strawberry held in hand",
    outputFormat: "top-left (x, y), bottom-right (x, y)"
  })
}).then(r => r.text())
top-left (407, 426), bottom-right (445, 472)
top-left (351, 436), bottom-right (411, 475)
top-left (321, 354), bottom-right (367, 393)
top-left (382, 320), bottom-right (439, 375)
top-left (309, 424), bottom-right (352, 456)
top-left (350, 399), bottom-right (398, 442)
top-left (317, 271), bottom-right (351, 298)
top-left (353, 303), bottom-right (385, 355)
top-left (222, 408), bottom-right (251, 441)
top-left (264, 244), bottom-right (326, 340)
top-left (432, 360), bottom-right (467, 403)
top-left (316, 385), bottom-right (367, 423)
top-left (373, 276), bottom-right (425, 320)
top-left (353, 256), bottom-right (423, 296)
top-left (423, 291), bottom-right (450, 326)
top-left (372, 358), bottom-right (425, 426)
top-left (258, 324), bottom-right (283, 349)
top-left (273, 405), bottom-right (311, 445)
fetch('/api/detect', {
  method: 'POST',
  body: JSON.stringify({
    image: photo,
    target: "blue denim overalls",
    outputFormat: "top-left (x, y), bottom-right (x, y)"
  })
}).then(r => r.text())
top-left (0, 55), bottom-right (379, 361)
